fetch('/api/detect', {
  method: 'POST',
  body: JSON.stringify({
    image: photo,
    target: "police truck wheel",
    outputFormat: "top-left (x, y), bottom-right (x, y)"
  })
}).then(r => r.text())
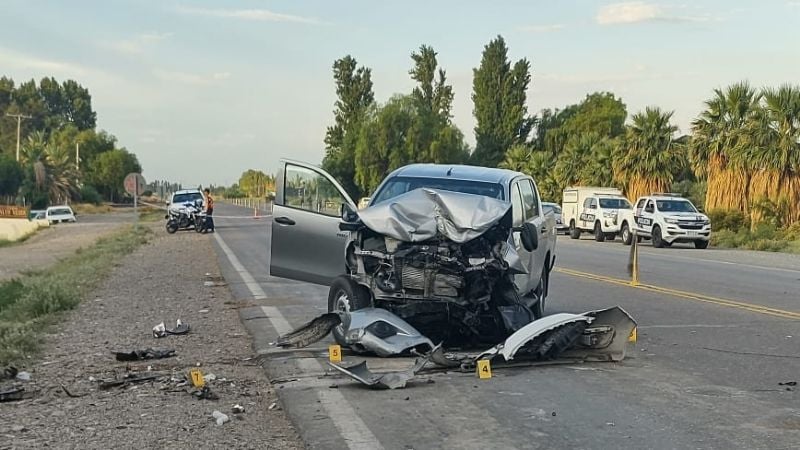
top-left (569, 222), bottom-right (580, 239)
top-left (652, 225), bottom-right (665, 248)
top-left (621, 223), bottom-right (632, 245)
top-left (594, 223), bottom-right (605, 242)
top-left (695, 240), bottom-right (709, 249)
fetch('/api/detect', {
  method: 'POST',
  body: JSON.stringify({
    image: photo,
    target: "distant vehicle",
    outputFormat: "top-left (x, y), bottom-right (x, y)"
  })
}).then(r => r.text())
top-left (167, 189), bottom-right (204, 216)
top-left (619, 193), bottom-right (711, 249)
top-left (29, 210), bottom-right (46, 220)
top-left (542, 202), bottom-right (568, 234)
top-left (561, 187), bottom-right (632, 242)
top-left (165, 189), bottom-right (204, 233)
top-left (45, 206), bottom-right (76, 224)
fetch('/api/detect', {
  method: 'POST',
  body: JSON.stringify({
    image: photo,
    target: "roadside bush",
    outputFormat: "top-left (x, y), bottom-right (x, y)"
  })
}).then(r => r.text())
top-left (708, 209), bottom-right (749, 231)
top-left (80, 185), bottom-right (103, 205)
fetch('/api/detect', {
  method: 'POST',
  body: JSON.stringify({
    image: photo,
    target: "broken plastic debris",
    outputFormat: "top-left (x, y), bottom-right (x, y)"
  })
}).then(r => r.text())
top-left (114, 348), bottom-right (176, 361)
top-left (268, 402), bottom-right (279, 410)
top-left (231, 404), bottom-right (245, 414)
top-left (212, 410), bottom-right (229, 426)
top-left (203, 373), bottom-right (217, 382)
top-left (99, 373), bottom-right (161, 389)
top-left (0, 387), bottom-right (25, 402)
top-left (276, 313), bottom-right (341, 348)
top-left (328, 353), bottom-right (430, 390)
top-left (192, 386), bottom-right (219, 400)
top-left (3, 366), bottom-right (18, 379)
top-left (153, 319), bottom-right (190, 338)
top-left (16, 371), bottom-right (31, 381)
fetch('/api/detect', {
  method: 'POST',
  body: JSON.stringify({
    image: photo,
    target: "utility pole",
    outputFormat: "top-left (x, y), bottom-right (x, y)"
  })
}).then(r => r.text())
top-left (5, 113), bottom-right (32, 162)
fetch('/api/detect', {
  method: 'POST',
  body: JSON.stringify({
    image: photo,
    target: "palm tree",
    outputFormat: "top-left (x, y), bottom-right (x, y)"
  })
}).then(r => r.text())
top-left (614, 107), bottom-right (684, 202)
top-left (739, 84), bottom-right (800, 224)
top-left (21, 133), bottom-right (80, 204)
top-left (689, 82), bottom-right (760, 213)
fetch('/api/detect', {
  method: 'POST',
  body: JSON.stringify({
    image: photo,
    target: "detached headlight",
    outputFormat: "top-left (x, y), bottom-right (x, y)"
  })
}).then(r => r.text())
top-left (365, 321), bottom-right (398, 339)
top-left (665, 218), bottom-right (679, 224)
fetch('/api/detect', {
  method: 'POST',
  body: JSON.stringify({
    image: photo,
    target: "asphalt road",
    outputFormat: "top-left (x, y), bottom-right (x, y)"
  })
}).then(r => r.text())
top-left (210, 202), bottom-right (800, 450)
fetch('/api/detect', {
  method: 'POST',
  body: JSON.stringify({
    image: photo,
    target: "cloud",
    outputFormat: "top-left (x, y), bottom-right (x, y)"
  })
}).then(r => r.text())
top-left (0, 46), bottom-right (90, 74)
top-left (103, 31), bottom-right (173, 55)
top-left (596, 2), bottom-right (716, 25)
top-left (518, 24), bottom-right (565, 33)
top-left (175, 6), bottom-right (322, 25)
top-left (152, 68), bottom-right (232, 85)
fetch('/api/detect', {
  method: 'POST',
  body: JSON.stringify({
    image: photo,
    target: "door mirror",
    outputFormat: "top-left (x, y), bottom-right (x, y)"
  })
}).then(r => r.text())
top-left (517, 222), bottom-right (539, 252)
top-left (341, 203), bottom-right (358, 223)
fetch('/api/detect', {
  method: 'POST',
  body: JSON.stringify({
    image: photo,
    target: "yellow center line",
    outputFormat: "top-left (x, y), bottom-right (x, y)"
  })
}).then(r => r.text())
top-left (554, 267), bottom-right (800, 320)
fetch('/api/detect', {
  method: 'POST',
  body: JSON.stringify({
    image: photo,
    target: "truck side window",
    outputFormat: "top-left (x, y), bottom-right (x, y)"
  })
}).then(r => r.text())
top-left (511, 182), bottom-right (524, 227)
top-left (284, 164), bottom-right (346, 217)
top-left (645, 201), bottom-right (654, 213)
top-left (519, 180), bottom-right (539, 219)
top-left (589, 198), bottom-right (597, 209)
top-left (583, 198), bottom-right (592, 208)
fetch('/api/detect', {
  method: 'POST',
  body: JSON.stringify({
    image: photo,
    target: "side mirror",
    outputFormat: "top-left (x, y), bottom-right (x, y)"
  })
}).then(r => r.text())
top-left (516, 222), bottom-right (539, 252)
top-left (340, 203), bottom-right (358, 223)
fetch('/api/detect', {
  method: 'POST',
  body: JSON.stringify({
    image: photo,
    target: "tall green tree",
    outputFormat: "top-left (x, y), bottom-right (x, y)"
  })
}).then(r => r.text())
top-left (471, 35), bottom-right (534, 167)
top-left (615, 107), bottom-right (683, 202)
top-left (0, 153), bottom-right (23, 198)
top-left (87, 149), bottom-right (141, 202)
top-left (238, 169), bottom-right (275, 197)
top-left (322, 56), bottom-right (375, 198)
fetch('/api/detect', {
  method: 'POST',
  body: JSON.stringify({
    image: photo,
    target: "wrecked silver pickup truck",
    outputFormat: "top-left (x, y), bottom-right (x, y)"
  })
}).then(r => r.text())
top-left (270, 161), bottom-right (559, 352)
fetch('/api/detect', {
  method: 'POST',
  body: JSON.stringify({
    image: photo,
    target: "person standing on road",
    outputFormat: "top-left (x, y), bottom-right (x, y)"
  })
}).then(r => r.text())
top-left (203, 188), bottom-right (215, 233)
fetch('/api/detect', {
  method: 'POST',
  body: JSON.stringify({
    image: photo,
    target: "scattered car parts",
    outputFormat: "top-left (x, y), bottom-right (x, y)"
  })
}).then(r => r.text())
top-left (276, 313), bottom-right (341, 348)
top-left (328, 352), bottom-right (431, 390)
top-left (114, 348), bottom-right (176, 361)
top-left (152, 319), bottom-right (190, 338)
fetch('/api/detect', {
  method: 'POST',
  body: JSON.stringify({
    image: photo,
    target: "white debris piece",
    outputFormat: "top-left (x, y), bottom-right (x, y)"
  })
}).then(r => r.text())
top-left (212, 410), bottom-right (229, 426)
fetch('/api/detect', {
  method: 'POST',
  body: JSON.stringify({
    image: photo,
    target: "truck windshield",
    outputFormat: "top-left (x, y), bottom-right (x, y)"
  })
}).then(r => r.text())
top-left (372, 176), bottom-right (504, 205)
top-left (656, 200), bottom-right (697, 213)
top-left (173, 193), bottom-right (203, 204)
top-left (599, 198), bottom-right (632, 209)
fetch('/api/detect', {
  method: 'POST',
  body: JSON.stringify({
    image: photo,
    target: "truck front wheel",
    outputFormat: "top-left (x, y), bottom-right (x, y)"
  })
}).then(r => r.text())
top-left (621, 223), bottom-right (632, 245)
top-left (594, 222), bottom-right (605, 242)
top-left (652, 225), bottom-right (665, 248)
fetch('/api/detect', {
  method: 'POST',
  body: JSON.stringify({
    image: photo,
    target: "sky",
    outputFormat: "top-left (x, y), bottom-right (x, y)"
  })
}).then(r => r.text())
top-left (1, 0), bottom-right (799, 186)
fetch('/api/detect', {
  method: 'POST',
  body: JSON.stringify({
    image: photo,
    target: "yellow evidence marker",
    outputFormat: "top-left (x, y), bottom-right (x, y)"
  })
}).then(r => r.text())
top-left (189, 368), bottom-right (205, 388)
top-left (477, 359), bottom-right (492, 379)
top-left (329, 344), bottom-right (342, 362)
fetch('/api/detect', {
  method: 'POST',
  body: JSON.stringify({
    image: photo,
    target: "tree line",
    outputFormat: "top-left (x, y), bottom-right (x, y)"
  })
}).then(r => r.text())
top-left (0, 76), bottom-right (142, 207)
top-left (321, 35), bottom-right (799, 227)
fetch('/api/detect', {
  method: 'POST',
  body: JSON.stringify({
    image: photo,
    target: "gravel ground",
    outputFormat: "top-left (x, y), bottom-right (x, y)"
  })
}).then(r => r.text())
top-left (0, 225), bottom-right (304, 449)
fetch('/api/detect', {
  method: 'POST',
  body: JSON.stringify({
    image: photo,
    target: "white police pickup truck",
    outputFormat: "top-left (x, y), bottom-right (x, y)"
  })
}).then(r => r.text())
top-left (562, 187), bottom-right (633, 242)
top-left (618, 193), bottom-right (711, 248)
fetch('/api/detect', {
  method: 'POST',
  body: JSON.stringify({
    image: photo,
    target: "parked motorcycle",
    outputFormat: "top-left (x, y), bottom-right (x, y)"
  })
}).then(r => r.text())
top-left (165, 200), bottom-right (203, 234)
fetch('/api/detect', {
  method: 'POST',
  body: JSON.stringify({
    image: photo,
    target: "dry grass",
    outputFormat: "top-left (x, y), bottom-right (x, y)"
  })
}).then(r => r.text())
top-left (72, 203), bottom-right (116, 214)
top-left (0, 226), bottom-right (152, 365)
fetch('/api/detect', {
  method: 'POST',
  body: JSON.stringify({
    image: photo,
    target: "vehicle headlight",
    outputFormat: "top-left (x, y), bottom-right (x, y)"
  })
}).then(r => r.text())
top-left (665, 218), bottom-right (679, 224)
top-left (602, 211), bottom-right (616, 218)
top-left (365, 321), bottom-right (398, 339)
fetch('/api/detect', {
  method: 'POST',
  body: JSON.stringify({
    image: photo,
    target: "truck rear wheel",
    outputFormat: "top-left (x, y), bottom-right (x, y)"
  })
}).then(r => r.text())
top-left (594, 222), bottom-right (605, 242)
top-left (569, 221), bottom-right (581, 239)
top-left (695, 240), bottom-right (709, 249)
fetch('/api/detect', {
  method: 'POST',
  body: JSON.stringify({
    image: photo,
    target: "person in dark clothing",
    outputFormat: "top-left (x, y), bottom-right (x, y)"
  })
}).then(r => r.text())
top-left (202, 188), bottom-right (215, 233)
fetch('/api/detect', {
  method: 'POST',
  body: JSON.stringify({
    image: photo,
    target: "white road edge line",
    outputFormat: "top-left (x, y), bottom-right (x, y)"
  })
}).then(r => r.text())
top-left (213, 232), bottom-right (384, 450)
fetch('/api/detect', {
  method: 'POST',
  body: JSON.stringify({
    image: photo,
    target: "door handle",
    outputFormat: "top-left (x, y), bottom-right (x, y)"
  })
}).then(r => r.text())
top-left (274, 216), bottom-right (296, 226)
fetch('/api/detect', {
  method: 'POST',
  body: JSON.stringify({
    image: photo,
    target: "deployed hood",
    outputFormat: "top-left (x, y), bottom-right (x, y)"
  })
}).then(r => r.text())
top-left (357, 188), bottom-right (511, 243)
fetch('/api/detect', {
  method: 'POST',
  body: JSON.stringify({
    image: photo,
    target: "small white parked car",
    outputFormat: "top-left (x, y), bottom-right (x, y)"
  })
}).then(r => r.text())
top-left (45, 206), bottom-right (77, 224)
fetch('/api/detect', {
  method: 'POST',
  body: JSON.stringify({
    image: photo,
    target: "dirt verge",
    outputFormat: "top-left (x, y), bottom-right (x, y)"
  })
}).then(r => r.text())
top-left (0, 225), bottom-right (303, 449)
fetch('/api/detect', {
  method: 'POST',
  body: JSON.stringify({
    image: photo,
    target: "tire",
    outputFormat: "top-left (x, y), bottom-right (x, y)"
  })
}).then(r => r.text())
top-left (605, 233), bottom-right (616, 241)
top-left (594, 222), bottom-right (605, 242)
top-left (621, 223), bottom-right (632, 246)
top-left (328, 276), bottom-right (372, 346)
top-left (532, 267), bottom-right (549, 319)
top-left (652, 225), bottom-right (665, 248)
top-left (569, 221), bottom-right (580, 239)
top-left (166, 221), bottom-right (178, 234)
top-left (695, 240), bottom-right (709, 249)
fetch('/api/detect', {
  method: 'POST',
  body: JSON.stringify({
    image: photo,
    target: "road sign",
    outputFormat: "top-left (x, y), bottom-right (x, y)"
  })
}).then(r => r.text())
top-left (124, 173), bottom-right (146, 197)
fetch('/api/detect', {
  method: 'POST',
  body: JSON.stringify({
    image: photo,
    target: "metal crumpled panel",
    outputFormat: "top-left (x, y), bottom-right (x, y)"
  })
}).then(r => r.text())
top-left (357, 188), bottom-right (511, 243)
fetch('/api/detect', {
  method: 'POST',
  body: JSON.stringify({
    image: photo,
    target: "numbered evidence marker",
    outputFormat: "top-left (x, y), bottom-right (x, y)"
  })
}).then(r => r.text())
top-left (628, 327), bottom-right (637, 343)
top-left (189, 368), bottom-right (205, 388)
top-left (328, 344), bottom-right (342, 363)
top-left (477, 359), bottom-right (492, 379)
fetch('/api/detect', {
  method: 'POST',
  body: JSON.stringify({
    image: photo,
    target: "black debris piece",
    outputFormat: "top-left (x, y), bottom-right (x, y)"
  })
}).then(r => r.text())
top-left (3, 366), bottom-right (19, 380)
top-left (276, 313), bottom-right (341, 348)
top-left (99, 373), bottom-right (161, 389)
top-left (114, 348), bottom-right (176, 361)
top-left (192, 386), bottom-right (219, 400)
top-left (0, 387), bottom-right (25, 402)
top-left (778, 381), bottom-right (797, 386)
